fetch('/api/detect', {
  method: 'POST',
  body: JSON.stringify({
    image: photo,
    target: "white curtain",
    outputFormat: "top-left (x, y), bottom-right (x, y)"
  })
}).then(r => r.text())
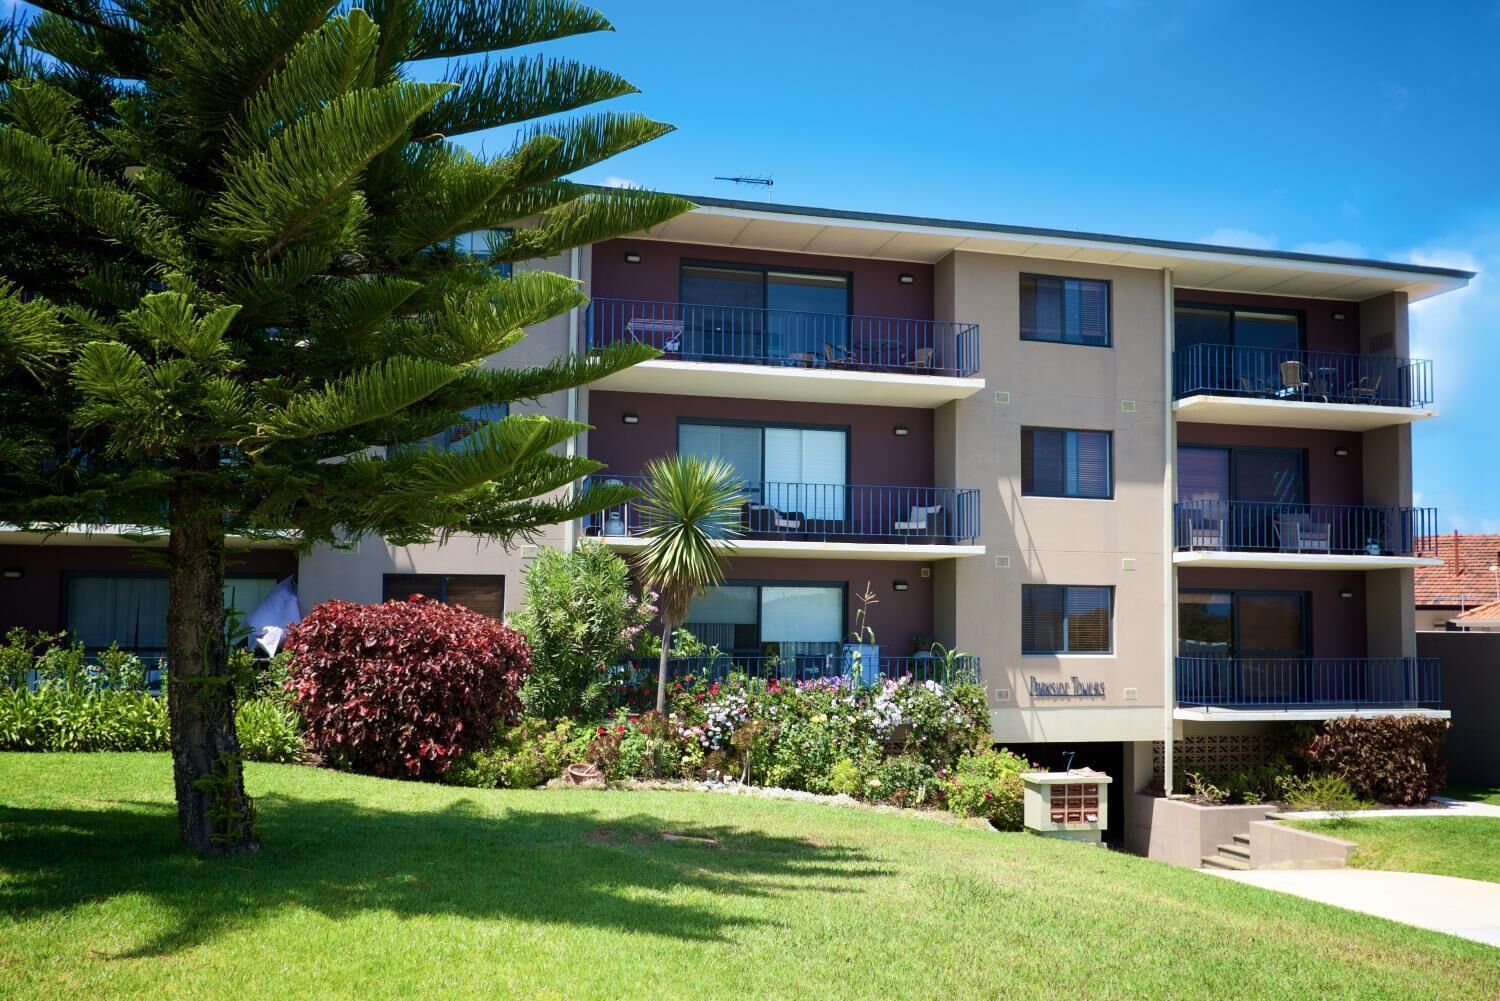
top-left (763, 428), bottom-right (846, 520)
top-left (760, 585), bottom-right (842, 644)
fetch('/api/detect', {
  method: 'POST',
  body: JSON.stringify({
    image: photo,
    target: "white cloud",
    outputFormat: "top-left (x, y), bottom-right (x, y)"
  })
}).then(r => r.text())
top-left (601, 176), bottom-right (640, 189)
top-left (1197, 227), bottom-right (1278, 250)
top-left (1291, 239), bottom-right (1367, 259)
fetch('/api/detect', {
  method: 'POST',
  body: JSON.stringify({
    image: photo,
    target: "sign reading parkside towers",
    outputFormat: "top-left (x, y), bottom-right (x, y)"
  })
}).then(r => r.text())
top-left (1028, 676), bottom-right (1106, 698)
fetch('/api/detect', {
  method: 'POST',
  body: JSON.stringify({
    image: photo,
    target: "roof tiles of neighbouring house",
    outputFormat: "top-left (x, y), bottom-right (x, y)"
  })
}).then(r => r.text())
top-left (1415, 533), bottom-right (1500, 607)
top-left (1453, 598), bottom-right (1500, 624)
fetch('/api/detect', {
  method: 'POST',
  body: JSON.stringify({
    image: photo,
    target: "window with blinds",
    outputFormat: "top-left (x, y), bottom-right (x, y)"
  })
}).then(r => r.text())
top-left (1022, 584), bottom-right (1113, 654)
top-left (1022, 428), bottom-right (1112, 498)
top-left (1020, 274), bottom-right (1111, 346)
top-left (383, 574), bottom-right (504, 620)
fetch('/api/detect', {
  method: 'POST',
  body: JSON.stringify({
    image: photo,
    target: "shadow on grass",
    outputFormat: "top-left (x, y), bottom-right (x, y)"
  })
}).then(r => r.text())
top-left (0, 789), bottom-right (884, 958)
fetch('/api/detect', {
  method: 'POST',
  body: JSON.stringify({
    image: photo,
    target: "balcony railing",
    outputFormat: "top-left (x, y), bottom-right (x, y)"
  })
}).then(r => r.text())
top-left (587, 298), bottom-right (981, 377)
top-left (1175, 656), bottom-right (1441, 709)
top-left (1174, 501), bottom-right (1435, 557)
top-left (1173, 343), bottom-right (1433, 408)
top-left (582, 476), bottom-right (980, 545)
top-left (614, 653), bottom-right (981, 686)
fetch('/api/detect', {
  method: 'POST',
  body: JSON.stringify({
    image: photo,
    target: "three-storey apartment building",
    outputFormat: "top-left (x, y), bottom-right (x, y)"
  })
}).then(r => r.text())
top-left (3, 196), bottom-right (1471, 824)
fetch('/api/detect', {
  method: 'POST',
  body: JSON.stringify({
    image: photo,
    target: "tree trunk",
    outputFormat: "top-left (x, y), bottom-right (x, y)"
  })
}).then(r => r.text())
top-left (655, 621), bottom-right (673, 714)
top-left (166, 486), bottom-right (257, 855)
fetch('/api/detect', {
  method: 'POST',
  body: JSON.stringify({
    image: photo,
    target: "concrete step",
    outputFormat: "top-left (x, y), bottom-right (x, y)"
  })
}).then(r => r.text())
top-left (1216, 842), bottom-right (1251, 861)
top-left (1232, 833), bottom-right (1251, 846)
top-left (1202, 854), bottom-right (1252, 871)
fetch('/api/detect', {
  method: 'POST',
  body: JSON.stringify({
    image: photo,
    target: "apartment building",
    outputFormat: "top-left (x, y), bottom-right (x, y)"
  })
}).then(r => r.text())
top-left (1, 196), bottom-right (1471, 813)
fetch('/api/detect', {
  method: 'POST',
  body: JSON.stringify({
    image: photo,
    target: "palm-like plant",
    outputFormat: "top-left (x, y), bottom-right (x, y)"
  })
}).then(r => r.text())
top-left (632, 455), bottom-right (743, 713)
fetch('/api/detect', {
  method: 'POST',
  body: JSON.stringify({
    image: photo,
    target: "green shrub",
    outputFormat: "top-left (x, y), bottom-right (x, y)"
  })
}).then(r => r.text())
top-left (1302, 715), bottom-right (1449, 806)
top-left (0, 686), bottom-right (168, 751)
top-left (1279, 773), bottom-right (1366, 816)
top-left (944, 748), bottom-right (1028, 829)
top-left (828, 757), bottom-right (864, 797)
top-left (444, 720), bottom-right (581, 789)
top-left (235, 698), bottom-right (303, 764)
top-left (868, 756), bottom-right (942, 808)
top-left (510, 543), bottom-right (655, 721)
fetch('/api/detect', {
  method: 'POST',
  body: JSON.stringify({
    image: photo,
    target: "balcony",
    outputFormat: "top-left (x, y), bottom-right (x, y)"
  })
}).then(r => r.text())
top-left (1172, 344), bottom-right (1435, 430)
top-left (582, 476), bottom-right (984, 560)
top-left (615, 652), bottom-right (981, 686)
top-left (1173, 501), bottom-right (1440, 570)
top-left (1174, 656), bottom-right (1445, 720)
top-left (585, 298), bottom-right (984, 407)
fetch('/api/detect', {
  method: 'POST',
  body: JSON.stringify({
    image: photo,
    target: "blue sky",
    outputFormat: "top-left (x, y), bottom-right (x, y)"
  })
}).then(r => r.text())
top-left (527, 0), bottom-right (1500, 532)
top-left (5, 0), bottom-right (1496, 528)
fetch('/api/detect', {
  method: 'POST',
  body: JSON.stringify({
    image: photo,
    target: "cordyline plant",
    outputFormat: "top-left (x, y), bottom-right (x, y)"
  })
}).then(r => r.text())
top-left (0, 0), bottom-right (688, 853)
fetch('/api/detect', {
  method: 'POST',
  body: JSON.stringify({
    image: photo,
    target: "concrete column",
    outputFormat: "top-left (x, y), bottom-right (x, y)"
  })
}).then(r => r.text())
top-left (1358, 290), bottom-right (1409, 356)
top-left (1367, 567), bottom-right (1417, 658)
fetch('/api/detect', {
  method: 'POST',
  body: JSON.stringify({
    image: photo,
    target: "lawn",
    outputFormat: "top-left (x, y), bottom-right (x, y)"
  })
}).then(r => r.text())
top-left (2, 756), bottom-right (1497, 1000)
top-left (1289, 817), bottom-right (1500, 885)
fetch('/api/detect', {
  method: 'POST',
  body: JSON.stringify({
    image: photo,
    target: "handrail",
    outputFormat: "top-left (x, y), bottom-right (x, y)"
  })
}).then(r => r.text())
top-left (586, 297), bottom-right (981, 377)
top-left (613, 653), bottom-right (981, 686)
top-left (1173, 342), bottom-right (1433, 408)
top-left (582, 475), bottom-right (981, 544)
top-left (1173, 501), bottom-right (1436, 556)
top-left (1175, 656), bottom-right (1441, 708)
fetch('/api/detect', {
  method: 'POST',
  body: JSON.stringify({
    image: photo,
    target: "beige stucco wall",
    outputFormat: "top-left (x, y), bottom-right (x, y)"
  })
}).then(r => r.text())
top-left (297, 247), bottom-right (592, 619)
top-left (937, 250), bottom-right (1168, 744)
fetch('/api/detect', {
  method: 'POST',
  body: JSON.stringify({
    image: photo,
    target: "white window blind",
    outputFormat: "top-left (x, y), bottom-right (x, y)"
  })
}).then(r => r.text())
top-left (764, 427), bottom-right (846, 520)
top-left (760, 585), bottom-right (842, 644)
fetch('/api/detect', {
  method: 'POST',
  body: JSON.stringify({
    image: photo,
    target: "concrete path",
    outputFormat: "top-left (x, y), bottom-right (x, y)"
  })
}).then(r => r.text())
top-left (1276, 796), bottom-right (1500, 821)
top-left (1207, 867), bottom-right (1500, 947)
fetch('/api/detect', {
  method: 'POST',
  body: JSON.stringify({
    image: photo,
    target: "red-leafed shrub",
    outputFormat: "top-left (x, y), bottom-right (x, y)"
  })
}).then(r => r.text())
top-left (286, 597), bottom-right (531, 779)
top-left (1301, 715), bottom-right (1450, 806)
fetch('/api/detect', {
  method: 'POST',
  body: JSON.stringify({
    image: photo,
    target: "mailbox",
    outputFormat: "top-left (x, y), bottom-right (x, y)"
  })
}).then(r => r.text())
top-left (1021, 769), bottom-right (1112, 844)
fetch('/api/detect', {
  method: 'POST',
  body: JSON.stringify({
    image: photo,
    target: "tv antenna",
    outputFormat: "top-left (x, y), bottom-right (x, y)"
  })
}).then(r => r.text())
top-left (714, 175), bottom-right (774, 201)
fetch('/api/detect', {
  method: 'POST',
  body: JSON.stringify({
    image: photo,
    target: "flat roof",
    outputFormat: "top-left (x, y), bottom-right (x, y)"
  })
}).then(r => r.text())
top-left (628, 193), bottom-right (1473, 302)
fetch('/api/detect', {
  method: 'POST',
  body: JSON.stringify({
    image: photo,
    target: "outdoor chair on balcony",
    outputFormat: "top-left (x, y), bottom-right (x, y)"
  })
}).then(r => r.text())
top-left (742, 502), bottom-right (805, 535)
top-left (1239, 375), bottom-right (1271, 398)
top-left (1345, 372), bottom-right (1383, 404)
top-left (822, 342), bottom-right (854, 369)
top-left (1276, 514), bottom-right (1332, 553)
top-left (1277, 360), bottom-right (1311, 399)
top-left (625, 316), bottom-right (683, 353)
top-left (1179, 510), bottom-right (1226, 550)
top-left (893, 504), bottom-right (945, 540)
top-left (906, 346), bottom-right (935, 372)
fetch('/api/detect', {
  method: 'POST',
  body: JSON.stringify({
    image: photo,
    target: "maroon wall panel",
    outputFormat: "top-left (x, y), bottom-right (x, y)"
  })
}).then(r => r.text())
top-left (0, 544), bottom-right (297, 634)
top-left (1174, 290), bottom-right (1361, 354)
top-left (593, 238), bottom-right (934, 321)
top-left (1177, 566), bottom-right (1368, 658)
top-left (589, 391), bottom-right (935, 486)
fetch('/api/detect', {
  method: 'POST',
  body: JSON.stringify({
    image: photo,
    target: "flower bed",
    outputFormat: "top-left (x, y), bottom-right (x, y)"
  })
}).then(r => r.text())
top-left (446, 670), bottom-right (1032, 829)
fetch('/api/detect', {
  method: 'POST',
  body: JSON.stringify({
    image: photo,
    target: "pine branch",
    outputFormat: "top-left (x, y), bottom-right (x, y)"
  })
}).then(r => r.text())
top-left (495, 187), bottom-right (695, 262)
top-left (250, 355), bottom-right (464, 445)
top-left (411, 0), bottom-right (613, 61)
top-left (415, 55), bottom-right (637, 139)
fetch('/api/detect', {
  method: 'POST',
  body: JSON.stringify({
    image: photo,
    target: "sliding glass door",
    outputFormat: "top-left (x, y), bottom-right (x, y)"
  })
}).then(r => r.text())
top-left (1177, 446), bottom-right (1305, 550)
top-left (65, 574), bottom-right (281, 655)
top-left (685, 582), bottom-right (844, 658)
top-left (679, 421), bottom-right (848, 522)
top-left (680, 263), bottom-right (850, 362)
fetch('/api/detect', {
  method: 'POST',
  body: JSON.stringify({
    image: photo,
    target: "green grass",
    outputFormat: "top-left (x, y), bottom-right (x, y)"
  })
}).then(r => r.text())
top-left (1290, 817), bottom-right (1500, 885)
top-left (2, 756), bottom-right (1497, 1000)
top-left (1444, 782), bottom-right (1500, 806)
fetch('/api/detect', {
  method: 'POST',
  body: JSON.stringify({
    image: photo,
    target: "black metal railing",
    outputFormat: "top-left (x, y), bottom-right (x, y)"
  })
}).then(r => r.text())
top-left (1175, 656), bottom-right (1441, 709)
top-left (582, 475), bottom-right (980, 545)
top-left (1173, 343), bottom-right (1433, 408)
top-left (1173, 501), bottom-right (1436, 556)
top-left (615, 653), bottom-right (981, 686)
top-left (587, 297), bottom-right (981, 377)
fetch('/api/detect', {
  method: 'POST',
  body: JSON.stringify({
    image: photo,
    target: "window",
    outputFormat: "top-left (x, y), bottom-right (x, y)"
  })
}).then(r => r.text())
top-left (680, 262), bottom-right (851, 361)
top-left (1178, 590), bottom-right (1307, 658)
top-left (64, 574), bottom-right (280, 654)
top-left (1176, 446), bottom-right (1306, 504)
top-left (1022, 585), bottom-right (1113, 654)
top-left (1174, 305), bottom-right (1301, 354)
top-left (678, 421), bottom-right (848, 520)
top-left (685, 582), bottom-right (844, 657)
top-left (449, 228), bottom-right (514, 278)
top-left (1020, 274), bottom-right (1110, 347)
top-left (383, 574), bottom-right (504, 620)
top-left (413, 402), bottom-right (508, 453)
top-left (1022, 428), bottom-right (1112, 498)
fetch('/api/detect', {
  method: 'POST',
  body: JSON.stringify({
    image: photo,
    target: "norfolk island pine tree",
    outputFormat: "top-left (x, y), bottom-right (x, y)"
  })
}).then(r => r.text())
top-left (0, 0), bottom-right (690, 854)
